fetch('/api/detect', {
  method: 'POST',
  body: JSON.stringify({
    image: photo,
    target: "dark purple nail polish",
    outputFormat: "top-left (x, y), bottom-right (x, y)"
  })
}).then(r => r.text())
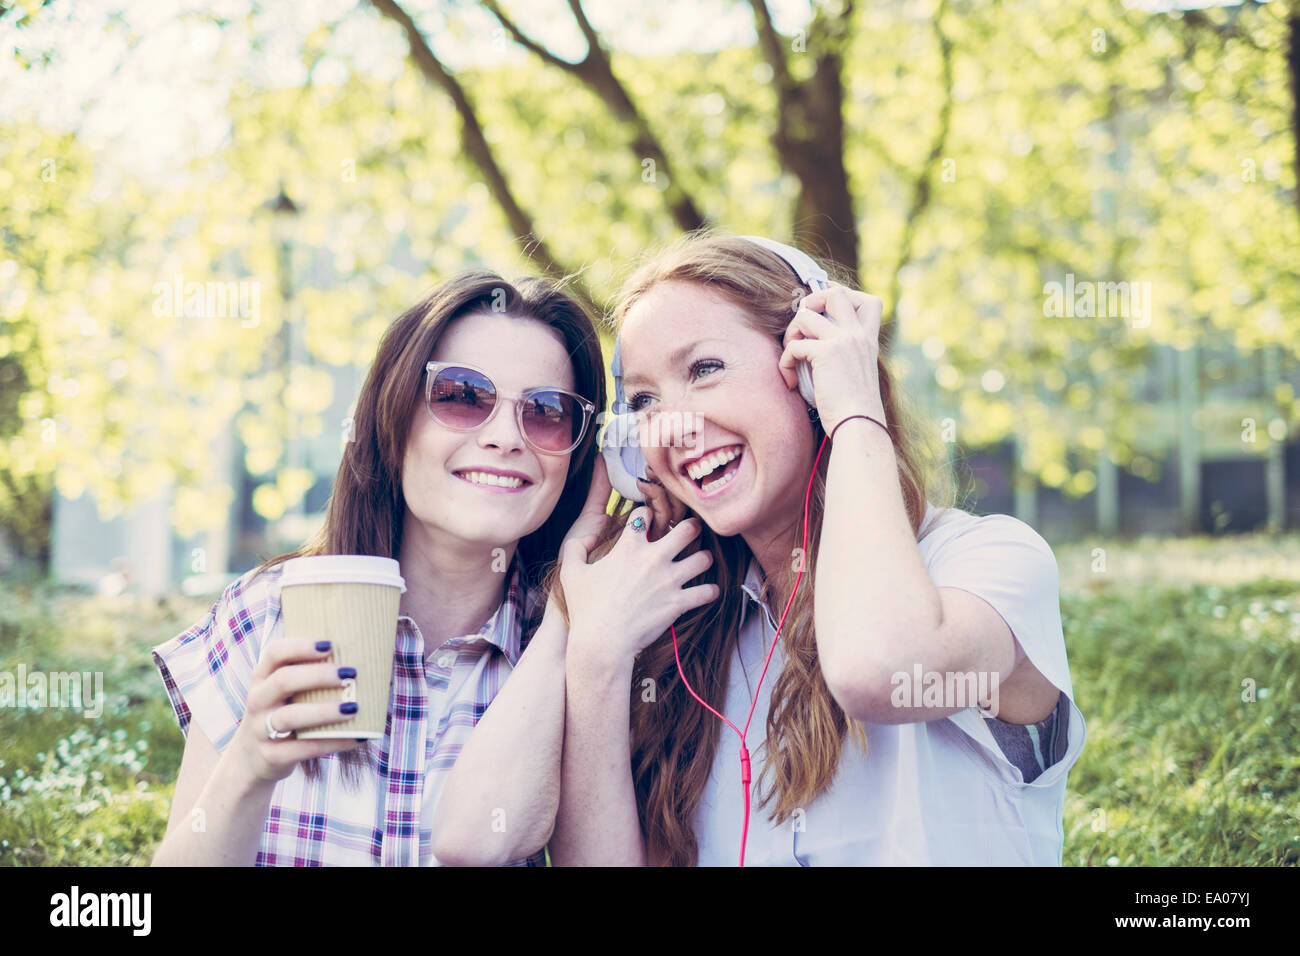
top-left (340, 702), bottom-right (358, 714)
top-left (315, 640), bottom-right (331, 652)
top-left (338, 666), bottom-right (356, 679)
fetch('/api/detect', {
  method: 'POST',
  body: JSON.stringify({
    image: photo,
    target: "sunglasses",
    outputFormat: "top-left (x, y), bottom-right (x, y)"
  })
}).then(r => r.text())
top-left (424, 362), bottom-right (596, 455)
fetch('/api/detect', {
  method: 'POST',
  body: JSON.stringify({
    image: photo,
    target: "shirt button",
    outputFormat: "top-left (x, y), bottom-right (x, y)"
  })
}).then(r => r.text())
top-left (437, 653), bottom-right (454, 668)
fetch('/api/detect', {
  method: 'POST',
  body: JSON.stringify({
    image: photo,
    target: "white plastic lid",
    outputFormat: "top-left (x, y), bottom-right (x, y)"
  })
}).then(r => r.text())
top-left (279, 555), bottom-right (406, 592)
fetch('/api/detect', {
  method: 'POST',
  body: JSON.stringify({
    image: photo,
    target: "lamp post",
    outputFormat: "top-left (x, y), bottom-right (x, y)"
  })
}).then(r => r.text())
top-left (263, 185), bottom-right (303, 532)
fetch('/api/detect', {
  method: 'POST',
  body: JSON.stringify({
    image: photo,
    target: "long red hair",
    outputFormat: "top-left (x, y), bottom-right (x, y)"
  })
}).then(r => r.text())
top-left (547, 232), bottom-right (957, 865)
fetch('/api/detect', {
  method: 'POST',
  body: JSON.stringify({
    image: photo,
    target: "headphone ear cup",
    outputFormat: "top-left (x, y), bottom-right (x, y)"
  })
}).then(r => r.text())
top-left (794, 282), bottom-right (829, 408)
top-left (796, 359), bottom-right (817, 408)
top-left (599, 412), bottom-right (649, 502)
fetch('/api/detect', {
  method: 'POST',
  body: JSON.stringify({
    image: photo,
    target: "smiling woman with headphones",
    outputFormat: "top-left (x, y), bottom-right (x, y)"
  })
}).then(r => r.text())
top-left (436, 231), bottom-right (1086, 866)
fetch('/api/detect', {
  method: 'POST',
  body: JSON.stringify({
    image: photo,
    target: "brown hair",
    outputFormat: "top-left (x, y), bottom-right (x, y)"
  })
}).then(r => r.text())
top-left (252, 271), bottom-right (606, 786)
top-left (548, 230), bottom-right (957, 865)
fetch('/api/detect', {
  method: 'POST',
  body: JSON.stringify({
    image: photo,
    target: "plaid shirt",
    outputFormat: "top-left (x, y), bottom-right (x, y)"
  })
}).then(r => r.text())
top-left (152, 551), bottom-right (547, 866)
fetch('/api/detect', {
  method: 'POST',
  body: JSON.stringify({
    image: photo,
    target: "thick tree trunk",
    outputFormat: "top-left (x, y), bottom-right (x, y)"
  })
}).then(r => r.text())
top-left (751, 0), bottom-right (860, 285)
top-left (779, 54), bottom-right (859, 283)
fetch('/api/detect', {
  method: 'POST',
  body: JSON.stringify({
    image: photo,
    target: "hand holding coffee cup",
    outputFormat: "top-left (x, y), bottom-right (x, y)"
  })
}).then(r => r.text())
top-left (231, 636), bottom-right (370, 784)
top-left (277, 556), bottom-right (406, 740)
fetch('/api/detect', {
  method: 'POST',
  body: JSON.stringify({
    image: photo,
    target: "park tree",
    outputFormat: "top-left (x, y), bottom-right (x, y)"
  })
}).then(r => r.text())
top-left (1, 0), bottom-right (1296, 571)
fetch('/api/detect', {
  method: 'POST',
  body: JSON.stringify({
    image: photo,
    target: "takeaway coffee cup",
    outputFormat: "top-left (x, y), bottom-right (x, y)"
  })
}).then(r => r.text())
top-left (277, 555), bottom-right (405, 739)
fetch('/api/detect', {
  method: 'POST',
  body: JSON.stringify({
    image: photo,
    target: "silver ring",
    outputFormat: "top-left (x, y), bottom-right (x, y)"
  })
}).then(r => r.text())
top-left (265, 711), bottom-right (293, 740)
top-left (628, 514), bottom-right (648, 534)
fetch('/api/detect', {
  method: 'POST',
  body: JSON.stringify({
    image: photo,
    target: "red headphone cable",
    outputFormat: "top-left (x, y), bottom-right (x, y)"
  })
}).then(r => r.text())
top-left (669, 432), bottom-right (831, 866)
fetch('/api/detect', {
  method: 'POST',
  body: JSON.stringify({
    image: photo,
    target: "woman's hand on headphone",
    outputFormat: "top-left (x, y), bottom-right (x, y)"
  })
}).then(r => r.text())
top-left (778, 282), bottom-right (889, 436)
top-left (635, 463), bottom-right (689, 543)
top-left (559, 507), bottom-right (719, 670)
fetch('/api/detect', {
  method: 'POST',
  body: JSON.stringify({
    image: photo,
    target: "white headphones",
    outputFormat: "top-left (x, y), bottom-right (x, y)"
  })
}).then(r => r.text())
top-left (602, 236), bottom-right (832, 503)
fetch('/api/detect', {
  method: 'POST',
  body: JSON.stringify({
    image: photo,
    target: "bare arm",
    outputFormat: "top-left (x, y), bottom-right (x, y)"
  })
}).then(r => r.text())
top-left (782, 285), bottom-right (1056, 723)
top-left (548, 635), bottom-right (646, 866)
top-left (818, 421), bottom-right (1056, 723)
top-left (432, 606), bottom-right (569, 865)
top-left (150, 637), bottom-right (366, 866)
top-left (151, 727), bottom-right (278, 866)
top-left (543, 497), bottom-right (716, 866)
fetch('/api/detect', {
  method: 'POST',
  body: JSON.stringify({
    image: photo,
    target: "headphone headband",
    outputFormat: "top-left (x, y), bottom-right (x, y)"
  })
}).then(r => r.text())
top-left (612, 235), bottom-right (826, 407)
top-left (737, 235), bottom-right (830, 292)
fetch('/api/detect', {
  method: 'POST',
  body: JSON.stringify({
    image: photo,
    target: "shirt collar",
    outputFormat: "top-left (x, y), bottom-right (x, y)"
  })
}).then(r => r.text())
top-left (739, 557), bottom-right (767, 609)
top-left (396, 549), bottom-right (539, 668)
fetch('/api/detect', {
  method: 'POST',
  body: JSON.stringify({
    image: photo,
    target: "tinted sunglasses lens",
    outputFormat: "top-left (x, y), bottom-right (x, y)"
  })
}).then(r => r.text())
top-left (430, 367), bottom-right (494, 428)
top-left (520, 391), bottom-right (581, 452)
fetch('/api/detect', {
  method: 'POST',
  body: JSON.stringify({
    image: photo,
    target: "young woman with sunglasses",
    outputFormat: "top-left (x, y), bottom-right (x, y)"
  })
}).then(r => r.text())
top-left (149, 271), bottom-right (638, 866)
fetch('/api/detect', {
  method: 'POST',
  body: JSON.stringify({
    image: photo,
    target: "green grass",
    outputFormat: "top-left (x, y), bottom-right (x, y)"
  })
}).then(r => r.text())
top-left (1, 534), bottom-right (1298, 865)
top-left (1060, 578), bottom-right (1299, 865)
top-left (0, 584), bottom-right (213, 865)
top-left (1057, 533), bottom-right (1300, 866)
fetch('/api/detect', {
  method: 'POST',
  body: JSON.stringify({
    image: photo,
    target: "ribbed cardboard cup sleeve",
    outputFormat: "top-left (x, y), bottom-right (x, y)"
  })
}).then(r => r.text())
top-left (280, 582), bottom-right (402, 739)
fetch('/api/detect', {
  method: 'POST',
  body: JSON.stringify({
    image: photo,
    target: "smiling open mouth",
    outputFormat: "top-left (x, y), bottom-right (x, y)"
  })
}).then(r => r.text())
top-left (453, 470), bottom-right (532, 489)
top-left (685, 445), bottom-right (744, 493)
